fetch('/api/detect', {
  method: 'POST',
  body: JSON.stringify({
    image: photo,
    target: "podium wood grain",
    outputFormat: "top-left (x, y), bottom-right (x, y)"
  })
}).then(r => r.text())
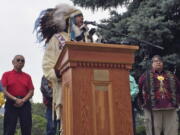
top-left (55, 41), bottom-right (138, 135)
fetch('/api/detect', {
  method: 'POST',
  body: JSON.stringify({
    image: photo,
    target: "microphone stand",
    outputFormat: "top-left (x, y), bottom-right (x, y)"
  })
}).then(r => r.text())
top-left (87, 21), bottom-right (163, 49)
top-left (88, 21), bottom-right (164, 135)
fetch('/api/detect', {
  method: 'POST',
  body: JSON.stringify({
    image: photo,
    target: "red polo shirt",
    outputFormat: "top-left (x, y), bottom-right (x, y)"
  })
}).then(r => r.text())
top-left (1, 70), bottom-right (34, 97)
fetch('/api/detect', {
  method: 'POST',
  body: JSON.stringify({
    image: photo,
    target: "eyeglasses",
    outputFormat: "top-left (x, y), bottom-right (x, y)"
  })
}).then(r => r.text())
top-left (16, 59), bottom-right (25, 63)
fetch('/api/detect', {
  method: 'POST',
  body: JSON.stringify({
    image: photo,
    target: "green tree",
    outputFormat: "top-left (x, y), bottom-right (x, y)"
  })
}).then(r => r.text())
top-left (32, 103), bottom-right (46, 117)
top-left (31, 114), bottom-right (46, 135)
top-left (31, 103), bottom-right (46, 135)
top-left (79, 0), bottom-right (180, 78)
top-left (71, 0), bottom-right (130, 10)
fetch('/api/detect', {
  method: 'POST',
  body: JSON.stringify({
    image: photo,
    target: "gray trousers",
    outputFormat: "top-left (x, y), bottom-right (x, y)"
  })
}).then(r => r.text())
top-left (144, 109), bottom-right (179, 135)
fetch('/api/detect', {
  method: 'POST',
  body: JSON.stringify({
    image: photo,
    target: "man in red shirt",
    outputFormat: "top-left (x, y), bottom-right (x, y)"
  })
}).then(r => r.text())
top-left (1, 55), bottom-right (34, 135)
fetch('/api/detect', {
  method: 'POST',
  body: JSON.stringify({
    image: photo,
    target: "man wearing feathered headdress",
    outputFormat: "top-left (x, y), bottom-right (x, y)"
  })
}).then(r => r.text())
top-left (34, 3), bottom-right (92, 135)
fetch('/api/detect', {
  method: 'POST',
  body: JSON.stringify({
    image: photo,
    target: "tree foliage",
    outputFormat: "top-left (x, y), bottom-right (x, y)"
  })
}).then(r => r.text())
top-left (93, 0), bottom-right (180, 78)
top-left (31, 114), bottom-right (46, 135)
top-left (31, 103), bottom-right (46, 135)
top-left (32, 102), bottom-right (46, 117)
top-left (71, 0), bottom-right (130, 10)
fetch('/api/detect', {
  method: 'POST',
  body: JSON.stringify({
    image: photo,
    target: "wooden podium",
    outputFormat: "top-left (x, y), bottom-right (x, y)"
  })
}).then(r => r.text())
top-left (55, 41), bottom-right (138, 135)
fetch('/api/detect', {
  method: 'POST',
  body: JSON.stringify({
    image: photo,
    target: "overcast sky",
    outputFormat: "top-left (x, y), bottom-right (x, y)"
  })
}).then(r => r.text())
top-left (0, 0), bottom-right (125, 103)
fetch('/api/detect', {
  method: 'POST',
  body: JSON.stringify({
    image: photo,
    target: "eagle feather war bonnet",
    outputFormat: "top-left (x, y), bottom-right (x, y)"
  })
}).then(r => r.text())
top-left (34, 3), bottom-right (82, 44)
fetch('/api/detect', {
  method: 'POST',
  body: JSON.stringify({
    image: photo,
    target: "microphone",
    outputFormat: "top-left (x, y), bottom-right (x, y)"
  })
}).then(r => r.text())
top-left (84, 21), bottom-right (96, 25)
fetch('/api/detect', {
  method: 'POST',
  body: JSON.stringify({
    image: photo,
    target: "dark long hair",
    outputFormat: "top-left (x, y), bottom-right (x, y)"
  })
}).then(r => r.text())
top-left (34, 8), bottom-right (58, 45)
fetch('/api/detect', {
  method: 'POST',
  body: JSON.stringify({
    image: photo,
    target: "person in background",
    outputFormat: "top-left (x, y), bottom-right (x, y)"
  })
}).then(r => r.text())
top-left (0, 81), bottom-right (5, 107)
top-left (130, 75), bottom-right (139, 102)
top-left (1, 55), bottom-right (34, 135)
top-left (129, 75), bottom-right (139, 135)
top-left (138, 55), bottom-right (180, 135)
top-left (40, 75), bottom-right (58, 135)
top-left (34, 3), bottom-right (93, 135)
